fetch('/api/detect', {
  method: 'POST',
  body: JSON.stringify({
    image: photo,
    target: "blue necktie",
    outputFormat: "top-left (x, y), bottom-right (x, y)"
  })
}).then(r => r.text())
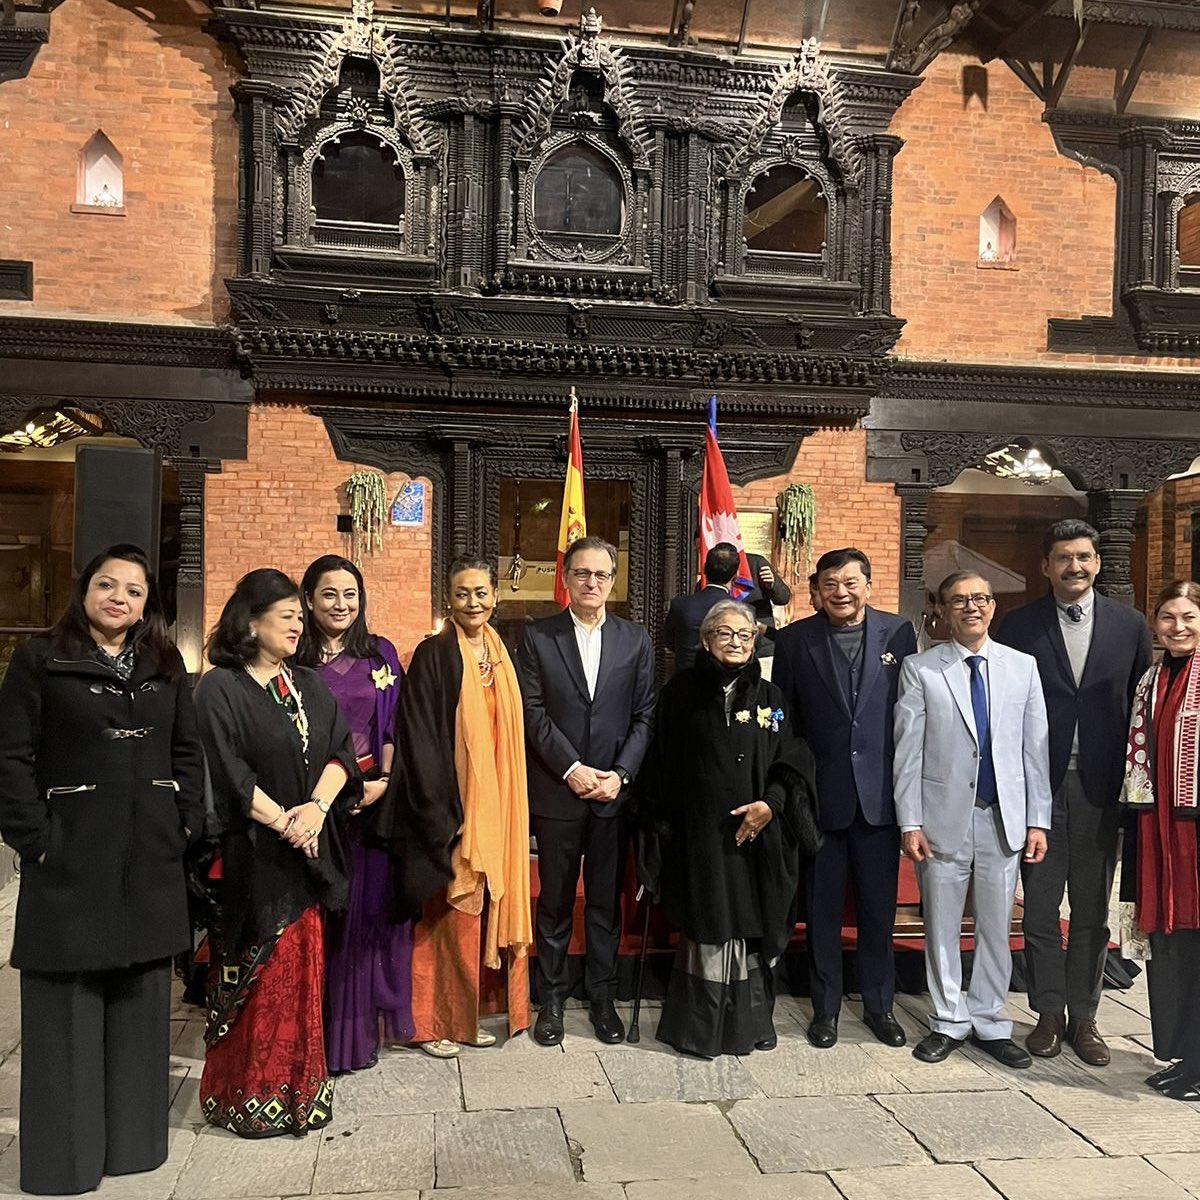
top-left (967, 655), bottom-right (998, 806)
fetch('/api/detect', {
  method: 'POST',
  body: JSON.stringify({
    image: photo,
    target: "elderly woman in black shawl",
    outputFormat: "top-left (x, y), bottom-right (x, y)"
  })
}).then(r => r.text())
top-left (637, 598), bottom-right (819, 1058)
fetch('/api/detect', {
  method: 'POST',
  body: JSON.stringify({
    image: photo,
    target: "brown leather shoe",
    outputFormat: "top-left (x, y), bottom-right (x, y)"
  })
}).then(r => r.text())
top-left (1026, 1013), bottom-right (1065, 1058)
top-left (1068, 1017), bottom-right (1110, 1066)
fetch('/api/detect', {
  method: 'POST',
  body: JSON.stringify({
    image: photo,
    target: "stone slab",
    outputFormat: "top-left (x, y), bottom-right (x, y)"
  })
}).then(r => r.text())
top-left (742, 1041), bottom-right (906, 1098)
top-left (0, 1128), bottom-right (196, 1200)
top-left (728, 1096), bottom-right (928, 1173)
top-left (434, 1107), bottom-right (574, 1189)
top-left (1095, 992), bottom-right (1154, 1037)
top-left (599, 1048), bottom-right (762, 1102)
top-left (830, 1163), bottom-right (1000, 1200)
top-left (1028, 1084), bottom-right (1200, 1155)
top-left (625, 1174), bottom-right (841, 1200)
top-left (879, 1090), bottom-right (1098, 1162)
top-left (420, 1186), bottom-right (624, 1200)
top-left (175, 1126), bottom-right (319, 1200)
top-left (1146, 1153), bottom-right (1200, 1194)
top-left (559, 1006), bottom-right (674, 1057)
top-left (980, 1156), bottom-right (1194, 1198)
top-left (312, 1194), bottom-right (417, 1200)
top-left (171, 1020), bottom-right (207, 1062)
top-left (332, 1050), bottom-right (463, 1117)
top-left (459, 1047), bottom-right (615, 1109)
top-left (311, 1114), bottom-right (433, 1193)
top-left (561, 1099), bottom-right (757, 1183)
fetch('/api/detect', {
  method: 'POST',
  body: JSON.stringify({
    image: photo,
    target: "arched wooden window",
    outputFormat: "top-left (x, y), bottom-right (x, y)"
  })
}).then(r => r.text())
top-left (744, 164), bottom-right (827, 255)
top-left (1178, 195), bottom-right (1200, 270)
top-left (312, 132), bottom-right (404, 228)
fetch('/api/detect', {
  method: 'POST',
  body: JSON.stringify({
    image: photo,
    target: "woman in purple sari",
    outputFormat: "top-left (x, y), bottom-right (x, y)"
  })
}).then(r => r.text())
top-left (297, 555), bottom-right (412, 1071)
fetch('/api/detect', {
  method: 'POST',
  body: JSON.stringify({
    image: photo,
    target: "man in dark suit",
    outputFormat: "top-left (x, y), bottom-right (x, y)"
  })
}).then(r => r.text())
top-left (773, 547), bottom-right (918, 1048)
top-left (995, 518), bottom-right (1152, 1065)
top-left (744, 552), bottom-right (792, 671)
top-left (663, 542), bottom-right (739, 673)
top-left (518, 535), bottom-right (656, 1047)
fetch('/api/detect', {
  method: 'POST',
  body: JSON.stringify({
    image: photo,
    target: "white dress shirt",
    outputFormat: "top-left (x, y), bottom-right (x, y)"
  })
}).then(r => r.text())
top-left (562, 608), bottom-right (607, 780)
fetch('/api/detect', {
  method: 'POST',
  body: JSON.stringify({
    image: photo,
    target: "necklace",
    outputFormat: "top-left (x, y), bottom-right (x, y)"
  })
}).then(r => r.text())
top-left (319, 643), bottom-right (343, 662)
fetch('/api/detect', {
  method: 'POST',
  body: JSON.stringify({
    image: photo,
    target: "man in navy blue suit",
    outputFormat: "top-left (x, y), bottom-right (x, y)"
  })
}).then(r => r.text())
top-left (774, 547), bottom-right (918, 1048)
top-left (995, 519), bottom-right (1152, 1066)
top-left (663, 542), bottom-right (740, 673)
top-left (518, 536), bottom-right (656, 1048)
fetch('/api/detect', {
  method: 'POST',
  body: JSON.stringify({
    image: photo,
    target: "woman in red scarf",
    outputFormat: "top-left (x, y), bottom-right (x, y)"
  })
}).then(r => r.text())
top-left (1122, 580), bottom-right (1200, 1100)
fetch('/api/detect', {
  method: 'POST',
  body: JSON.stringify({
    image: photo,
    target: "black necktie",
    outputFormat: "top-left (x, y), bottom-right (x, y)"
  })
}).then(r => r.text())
top-left (1066, 604), bottom-right (1083, 623)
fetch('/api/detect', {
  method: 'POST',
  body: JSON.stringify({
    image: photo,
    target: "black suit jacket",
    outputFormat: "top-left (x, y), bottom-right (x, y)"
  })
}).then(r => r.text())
top-left (995, 591), bottom-right (1152, 804)
top-left (772, 607), bottom-right (917, 831)
top-left (517, 609), bottom-right (657, 820)
top-left (663, 585), bottom-right (730, 673)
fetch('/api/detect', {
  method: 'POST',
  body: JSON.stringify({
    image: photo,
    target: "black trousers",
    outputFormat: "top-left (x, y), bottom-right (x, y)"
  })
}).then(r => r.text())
top-left (531, 809), bottom-right (625, 1006)
top-left (806, 810), bottom-right (900, 1018)
top-left (20, 959), bottom-right (172, 1196)
top-left (1147, 930), bottom-right (1200, 1068)
top-left (1020, 769), bottom-right (1121, 1021)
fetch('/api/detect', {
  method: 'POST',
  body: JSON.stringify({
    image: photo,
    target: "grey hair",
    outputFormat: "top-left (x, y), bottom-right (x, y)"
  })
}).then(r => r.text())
top-left (698, 599), bottom-right (758, 642)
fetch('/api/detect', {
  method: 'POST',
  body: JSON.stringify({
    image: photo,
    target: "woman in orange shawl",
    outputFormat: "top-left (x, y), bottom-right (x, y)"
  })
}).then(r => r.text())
top-left (371, 556), bottom-right (531, 1056)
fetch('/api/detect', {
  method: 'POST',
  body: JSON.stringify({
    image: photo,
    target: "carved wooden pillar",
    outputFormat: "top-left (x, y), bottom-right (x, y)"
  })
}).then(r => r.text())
top-left (232, 81), bottom-right (283, 278)
top-left (172, 459), bottom-right (210, 674)
top-left (1088, 488), bottom-right (1142, 605)
top-left (457, 113), bottom-right (487, 289)
top-left (895, 482), bottom-right (933, 629)
top-left (450, 439), bottom-right (475, 559)
top-left (860, 135), bottom-right (902, 315)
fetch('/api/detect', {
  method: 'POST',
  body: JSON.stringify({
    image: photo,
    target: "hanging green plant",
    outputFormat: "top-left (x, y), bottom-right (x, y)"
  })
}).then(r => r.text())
top-left (344, 470), bottom-right (387, 566)
top-left (776, 482), bottom-right (817, 579)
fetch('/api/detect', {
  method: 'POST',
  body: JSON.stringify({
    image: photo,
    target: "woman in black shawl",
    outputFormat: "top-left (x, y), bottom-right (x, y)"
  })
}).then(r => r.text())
top-left (637, 598), bottom-right (818, 1058)
top-left (193, 569), bottom-right (358, 1137)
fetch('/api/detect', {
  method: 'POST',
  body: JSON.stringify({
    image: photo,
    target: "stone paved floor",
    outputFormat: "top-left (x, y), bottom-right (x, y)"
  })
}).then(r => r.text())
top-left (0, 878), bottom-right (1193, 1200)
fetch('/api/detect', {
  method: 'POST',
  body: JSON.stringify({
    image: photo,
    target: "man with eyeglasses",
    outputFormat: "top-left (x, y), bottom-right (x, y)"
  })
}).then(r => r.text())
top-left (773, 547), bottom-right (917, 1049)
top-left (517, 536), bottom-right (656, 1048)
top-left (894, 571), bottom-right (1051, 1068)
top-left (994, 519), bottom-right (1152, 1066)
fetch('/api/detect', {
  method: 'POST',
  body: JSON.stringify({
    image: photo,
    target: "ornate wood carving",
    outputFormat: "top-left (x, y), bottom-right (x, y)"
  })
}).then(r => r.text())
top-left (1087, 487), bottom-right (1142, 604)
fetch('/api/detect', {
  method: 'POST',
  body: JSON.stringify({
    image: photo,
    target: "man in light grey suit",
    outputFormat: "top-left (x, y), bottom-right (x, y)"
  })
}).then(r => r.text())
top-left (894, 571), bottom-right (1052, 1068)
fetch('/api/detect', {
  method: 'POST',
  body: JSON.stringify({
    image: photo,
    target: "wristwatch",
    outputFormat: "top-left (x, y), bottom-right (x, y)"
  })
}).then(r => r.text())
top-left (313, 798), bottom-right (332, 815)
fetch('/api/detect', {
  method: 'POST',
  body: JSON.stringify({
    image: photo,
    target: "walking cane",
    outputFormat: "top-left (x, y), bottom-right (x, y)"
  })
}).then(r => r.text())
top-left (626, 884), bottom-right (653, 1043)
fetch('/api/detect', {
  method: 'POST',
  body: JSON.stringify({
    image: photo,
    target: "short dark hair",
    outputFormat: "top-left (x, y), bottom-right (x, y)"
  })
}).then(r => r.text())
top-left (815, 547), bottom-right (872, 580)
top-left (1042, 519), bottom-right (1099, 558)
top-left (49, 543), bottom-right (180, 679)
top-left (1154, 579), bottom-right (1200, 616)
top-left (937, 570), bottom-right (989, 604)
top-left (563, 535), bottom-right (618, 574)
top-left (446, 555), bottom-right (497, 592)
top-left (704, 542), bottom-right (739, 585)
top-left (295, 555), bottom-right (380, 666)
top-left (206, 568), bottom-right (301, 668)
top-left (807, 572), bottom-right (818, 588)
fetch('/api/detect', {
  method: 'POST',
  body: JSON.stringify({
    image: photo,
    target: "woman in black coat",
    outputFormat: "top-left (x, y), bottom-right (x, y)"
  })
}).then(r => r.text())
top-left (0, 544), bottom-right (205, 1196)
top-left (636, 598), bottom-right (819, 1058)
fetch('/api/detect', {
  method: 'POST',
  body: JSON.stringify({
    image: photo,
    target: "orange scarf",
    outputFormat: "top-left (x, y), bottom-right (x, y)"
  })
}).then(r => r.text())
top-left (448, 622), bottom-right (532, 967)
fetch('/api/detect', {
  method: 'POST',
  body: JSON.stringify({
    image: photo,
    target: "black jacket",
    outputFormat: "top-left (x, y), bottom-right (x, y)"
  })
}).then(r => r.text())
top-left (663, 585), bottom-right (730, 673)
top-left (0, 636), bottom-right (205, 972)
top-left (995, 591), bottom-right (1153, 803)
top-left (517, 609), bottom-right (656, 820)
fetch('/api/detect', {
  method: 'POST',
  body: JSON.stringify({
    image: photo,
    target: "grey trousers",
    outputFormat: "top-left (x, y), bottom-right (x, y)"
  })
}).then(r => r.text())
top-left (918, 804), bottom-right (1020, 1041)
top-left (19, 960), bottom-right (171, 1195)
top-left (1020, 769), bottom-right (1120, 1022)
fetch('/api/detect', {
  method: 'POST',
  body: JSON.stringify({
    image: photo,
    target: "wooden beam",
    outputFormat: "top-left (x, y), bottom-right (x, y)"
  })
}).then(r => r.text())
top-left (986, 0), bottom-right (1057, 62)
top-left (815, 0), bottom-right (831, 42)
top-left (1115, 28), bottom-right (1154, 114)
top-left (1003, 56), bottom-right (1046, 102)
top-left (1047, 21), bottom-right (1088, 109)
top-left (736, 0), bottom-right (752, 54)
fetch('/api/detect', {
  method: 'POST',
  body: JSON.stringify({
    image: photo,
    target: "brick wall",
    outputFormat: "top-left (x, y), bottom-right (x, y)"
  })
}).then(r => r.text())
top-left (733, 425), bottom-right (901, 619)
top-left (1143, 476), bottom-right (1200, 609)
top-left (890, 52), bottom-right (1196, 369)
top-left (0, 0), bottom-right (238, 323)
top-left (204, 406), bottom-right (435, 664)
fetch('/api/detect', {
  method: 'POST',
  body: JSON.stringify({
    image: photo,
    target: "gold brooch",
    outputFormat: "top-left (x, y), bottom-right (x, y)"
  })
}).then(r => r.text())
top-left (371, 664), bottom-right (397, 691)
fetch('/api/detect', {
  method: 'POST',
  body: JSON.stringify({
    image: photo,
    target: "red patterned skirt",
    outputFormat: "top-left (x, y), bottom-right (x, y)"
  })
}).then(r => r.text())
top-left (201, 906), bottom-right (333, 1138)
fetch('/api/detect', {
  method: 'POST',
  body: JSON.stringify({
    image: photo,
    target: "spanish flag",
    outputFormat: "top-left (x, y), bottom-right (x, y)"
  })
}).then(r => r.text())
top-left (553, 388), bottom-right (587, 607)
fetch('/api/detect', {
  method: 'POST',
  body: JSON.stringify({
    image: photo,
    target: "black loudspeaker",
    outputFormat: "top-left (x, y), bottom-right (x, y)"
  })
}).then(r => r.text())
top-left (73, 444), bottom-right (163, 576)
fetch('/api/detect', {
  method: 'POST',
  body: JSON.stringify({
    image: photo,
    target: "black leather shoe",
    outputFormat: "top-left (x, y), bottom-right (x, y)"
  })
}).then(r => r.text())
top-left (970, 1034), bottom-right (1032, 1069)
top-left (754, 1031), bottom-right (778, 1052)
top-left (863, 1010), bottom-right (907, 1047)
top-left (913, 1031), bottom-right (965, 1062)
top-left (807, 1014), bottom-right (838, 1049)
top-left (589, 1000), bottom-right (626, 1044)
top-left (532, 1003), bottom-right (564, 1046)
top-left (1147, 1061), bottom-right (1188, 1091)
top-left (1161, 1075), bottom-right (1200, 1102)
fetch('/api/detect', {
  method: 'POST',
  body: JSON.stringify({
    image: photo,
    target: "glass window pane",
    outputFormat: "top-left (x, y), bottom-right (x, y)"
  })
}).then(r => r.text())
top-left (744, 165), bottom-right (827, 254)
top-left (313, 132), bottom-right (404, 226)
top-left (533, 144), bottom-right (624, 237)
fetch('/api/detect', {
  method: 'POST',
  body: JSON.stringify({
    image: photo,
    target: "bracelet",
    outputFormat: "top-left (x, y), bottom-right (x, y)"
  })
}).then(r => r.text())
top-left (267, 808), bottom-right (287, 830)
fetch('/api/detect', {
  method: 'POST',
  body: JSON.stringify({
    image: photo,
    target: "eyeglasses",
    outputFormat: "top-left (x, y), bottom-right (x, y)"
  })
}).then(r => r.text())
top-left (945, 593), bottom-right (995, 610)
top-left (711, 627), bottom-right (756, 645)
top-left (1050, 552), bottom-right (1097, 565)
top-left (569, 569), bottom-right (614, 584)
